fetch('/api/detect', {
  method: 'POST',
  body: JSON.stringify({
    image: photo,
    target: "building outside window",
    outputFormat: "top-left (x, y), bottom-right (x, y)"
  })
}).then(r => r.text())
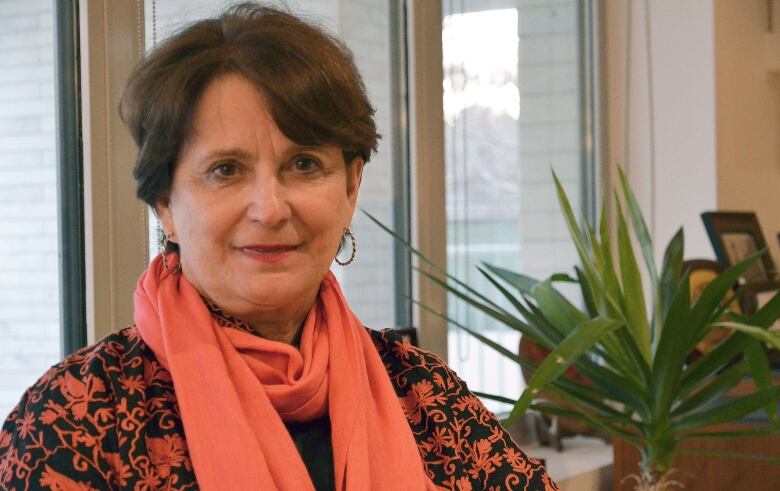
top-left (0, 0), bottom-right (61, 418)
top-left (443, 0), bottom-right (595, 413)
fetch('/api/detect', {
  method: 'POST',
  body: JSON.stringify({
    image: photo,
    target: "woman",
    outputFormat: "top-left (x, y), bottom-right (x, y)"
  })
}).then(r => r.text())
top-left (0, 4), bottom-right (557, 490)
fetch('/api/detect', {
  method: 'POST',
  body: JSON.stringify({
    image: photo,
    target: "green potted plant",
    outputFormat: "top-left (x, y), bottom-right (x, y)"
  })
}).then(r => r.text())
top-left (368, 169), bottom-right (780, 490)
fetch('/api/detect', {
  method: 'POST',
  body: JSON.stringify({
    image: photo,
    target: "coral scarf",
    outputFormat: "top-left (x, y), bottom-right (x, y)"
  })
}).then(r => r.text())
top-left (134, 255), bottom-right (435, 490)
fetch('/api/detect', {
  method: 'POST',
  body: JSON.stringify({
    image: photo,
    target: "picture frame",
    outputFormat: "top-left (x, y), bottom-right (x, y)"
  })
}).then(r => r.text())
top-left (701, 211), bottom-right (777, 284)
top-left (741, 281), bottom-right (780, 319)
top-left (682, 261), bottom-right (780, 366)
top-left (741, 281), bottom-right (780, 366)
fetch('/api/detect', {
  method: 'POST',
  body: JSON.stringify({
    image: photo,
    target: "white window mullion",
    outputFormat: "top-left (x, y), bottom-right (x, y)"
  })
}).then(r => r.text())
top-left (80, 0), bottom-right (149, 343)
top-left (407, 0), bottom-right (448, 359)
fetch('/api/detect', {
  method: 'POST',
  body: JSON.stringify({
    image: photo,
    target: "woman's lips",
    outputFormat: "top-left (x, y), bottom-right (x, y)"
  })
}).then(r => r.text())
top-left (238, 245), bottom-right (298, 263)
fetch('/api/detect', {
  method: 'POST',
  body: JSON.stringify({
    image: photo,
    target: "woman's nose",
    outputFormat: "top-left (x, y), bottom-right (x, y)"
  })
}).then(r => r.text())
top-left (245, 174), bottom-right (292, 226)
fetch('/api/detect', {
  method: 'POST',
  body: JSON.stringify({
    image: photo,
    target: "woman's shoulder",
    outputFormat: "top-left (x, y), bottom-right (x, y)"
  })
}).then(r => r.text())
top-left (366, 327), bottom-right (558, 491)
top-left (367, 327), bottom-right (488, 424)
top-left (0, 326), bottom-right (186, 490)
top-left (367, 327), bottom-right (446, 369)
top-left (4, 326), bottom-right (158, 414)
top-left (367, 327), bottom-right (465, 407)
top-left (63, 324), bottom-right (147, 369)
top-left (3, 326), bottom-right (150, 416)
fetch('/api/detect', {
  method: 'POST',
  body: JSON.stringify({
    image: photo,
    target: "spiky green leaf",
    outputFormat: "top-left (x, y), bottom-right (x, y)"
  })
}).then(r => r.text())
top-left (531, 279), bottom-right (588, 336)
top-left (710, 321), bottom-right (780, 350)
top-left (618, 167), bottom-right (661, 347)
top-left (474, 391), bottom-right (516, 405)
top-left (744, 340), bottom-right (779, 427)
top-left (504, 317), bottom-right (622, 426)
top-left (672, 361), bottom-right (748, 417)
top-left (617, 167), bottom-right (658, 284)
top-left (615, 198), bottom-right (651, 361)
top-left (363, 209), bottom-right (507, 312)
top-left (652, 271), bottom-right (692, 417)
top-left (659, 228), bottom-right (684, 323)
top-left (674, 386), bottom-right (780, 432)
top-left (688, 251), bottom-right (765, 344)
top-left (482, 263), bottom-right (540, 295)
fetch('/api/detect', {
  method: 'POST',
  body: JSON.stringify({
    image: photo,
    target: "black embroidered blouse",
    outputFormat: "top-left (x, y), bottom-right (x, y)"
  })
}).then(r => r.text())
top-left (0, 311), bottom-right (558, 490)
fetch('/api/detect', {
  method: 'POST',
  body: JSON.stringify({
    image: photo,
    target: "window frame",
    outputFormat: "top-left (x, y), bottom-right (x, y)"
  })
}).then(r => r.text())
top-left (55, 0), bottom-right (88, 354)
top-left (390, 0), bottom-right (414, 330)
top-left (579, 0), bottom-right (604, 227)
top-left (79, 0), bottom-right (150, 344)
top-left (407, 0), bottom-right (448, 357)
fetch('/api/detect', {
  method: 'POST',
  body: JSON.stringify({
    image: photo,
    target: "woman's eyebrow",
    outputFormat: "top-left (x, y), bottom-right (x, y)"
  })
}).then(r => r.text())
top-left (196, 148), bottom-right (253, 167)
top-left (288, 144), bottom-right (326, 154)
top-left (262, 144), bottom-right (329, 164)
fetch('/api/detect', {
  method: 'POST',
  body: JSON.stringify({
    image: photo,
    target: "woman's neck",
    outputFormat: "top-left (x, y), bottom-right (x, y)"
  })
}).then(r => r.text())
top-left (246, 311), bottom-right (308, 345)
top-left (204, 289), bottom-right (318, 346)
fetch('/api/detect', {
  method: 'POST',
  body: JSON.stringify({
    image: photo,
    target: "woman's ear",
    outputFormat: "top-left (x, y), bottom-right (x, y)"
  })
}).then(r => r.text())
top-left (346, 156), bottom-right (365, 207)
top-left (155, 199), bottom-right (176, 240)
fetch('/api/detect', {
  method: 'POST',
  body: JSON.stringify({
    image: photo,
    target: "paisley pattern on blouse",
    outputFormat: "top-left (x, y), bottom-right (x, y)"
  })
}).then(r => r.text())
top-left (0, 312), bottom-right (557, 490)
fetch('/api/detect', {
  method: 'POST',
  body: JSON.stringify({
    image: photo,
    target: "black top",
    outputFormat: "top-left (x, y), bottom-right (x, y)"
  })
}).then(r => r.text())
top-left (285, 415), bottom-right (335, 491)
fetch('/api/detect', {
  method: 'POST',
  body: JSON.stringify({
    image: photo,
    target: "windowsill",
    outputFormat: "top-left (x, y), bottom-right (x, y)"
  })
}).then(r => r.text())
top-left (524, 436), bottom-right (613, 491)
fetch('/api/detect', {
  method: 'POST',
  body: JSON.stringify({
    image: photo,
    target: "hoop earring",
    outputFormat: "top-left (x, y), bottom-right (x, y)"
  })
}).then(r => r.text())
top-left (161, 235), bottom-right (182, 273)
top-left (335, 227), bottom-right (356, 266)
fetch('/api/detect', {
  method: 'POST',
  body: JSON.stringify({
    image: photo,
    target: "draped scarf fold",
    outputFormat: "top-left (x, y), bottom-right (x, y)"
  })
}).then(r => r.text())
top-left (134, 254), bottom-right (435, 490)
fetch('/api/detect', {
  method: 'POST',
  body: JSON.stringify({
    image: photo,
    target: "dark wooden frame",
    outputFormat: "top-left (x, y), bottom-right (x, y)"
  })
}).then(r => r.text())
top-left (683, 258), bottom-right (725, 277)
top-left (741, 281), bottom-right (780, 315)
top-left (701, 211), bottom-right (776, 283)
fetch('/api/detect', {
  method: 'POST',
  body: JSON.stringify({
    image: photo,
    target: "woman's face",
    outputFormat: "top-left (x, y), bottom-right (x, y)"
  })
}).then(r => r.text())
top-left (156, 74), bottom-right (363, 324)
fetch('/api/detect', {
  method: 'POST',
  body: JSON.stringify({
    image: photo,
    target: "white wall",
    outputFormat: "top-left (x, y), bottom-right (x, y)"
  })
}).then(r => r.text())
top-left (605, 0), bottom-right (717, 261)
top-left (715, 0), bottom-right (780, 268)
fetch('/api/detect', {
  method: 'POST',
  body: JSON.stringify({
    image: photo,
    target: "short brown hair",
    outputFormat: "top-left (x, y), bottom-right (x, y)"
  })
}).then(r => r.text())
top-left (120, 2), bottom-right (379, 208)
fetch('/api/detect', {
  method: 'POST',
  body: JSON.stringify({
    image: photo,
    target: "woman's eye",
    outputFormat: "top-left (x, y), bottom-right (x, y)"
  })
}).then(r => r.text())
top-left (292, 157), bottom-right (321, 173)
top-left (211, 162), bottom-right (238, 178)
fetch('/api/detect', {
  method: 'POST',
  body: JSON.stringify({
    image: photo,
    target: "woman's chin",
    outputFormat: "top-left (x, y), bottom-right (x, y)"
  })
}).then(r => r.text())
top-left (234, 281), bottom-right (317, 313)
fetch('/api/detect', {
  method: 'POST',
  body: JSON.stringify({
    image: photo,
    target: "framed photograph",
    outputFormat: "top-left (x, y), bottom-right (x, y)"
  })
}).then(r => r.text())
top-left (683, 260), bottom-right (738, 362)
top-left (685, 259), bottom-right (727, 302)
top-left (701, 211), bottom-right (776, 283)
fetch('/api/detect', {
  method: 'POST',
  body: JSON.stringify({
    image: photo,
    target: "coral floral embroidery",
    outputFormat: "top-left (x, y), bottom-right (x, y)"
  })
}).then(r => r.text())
top-left (1, 314), bottom-right (557, 490)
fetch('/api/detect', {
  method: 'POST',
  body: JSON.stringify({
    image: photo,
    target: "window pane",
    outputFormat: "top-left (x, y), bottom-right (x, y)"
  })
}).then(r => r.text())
top-left (0, 0), bottom-right (61, 418)
top-left (443, 1), bottom-right (585, 413)
top-left (145, 0), bottom-right (405, 328)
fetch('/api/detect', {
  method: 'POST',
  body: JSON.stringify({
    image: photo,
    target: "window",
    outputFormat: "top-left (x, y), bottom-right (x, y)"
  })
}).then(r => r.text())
top-left (144, 0), bottom-right (411, 328)
top-left (0, 0), bottom-right (61, 418)
top-left (443, 0), bottom-right (598, 412)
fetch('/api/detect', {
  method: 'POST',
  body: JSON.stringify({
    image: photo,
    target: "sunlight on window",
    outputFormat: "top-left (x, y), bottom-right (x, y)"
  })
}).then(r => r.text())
top-left (443, 2), bottom-right (584, 414)
top-left (443, 9), bottom-right (520, 124)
